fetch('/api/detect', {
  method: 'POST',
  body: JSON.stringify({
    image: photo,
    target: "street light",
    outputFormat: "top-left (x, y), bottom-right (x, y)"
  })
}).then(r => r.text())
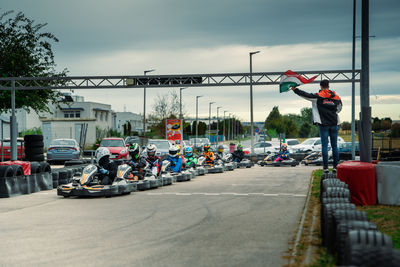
top-left (208, 102), bottom-right (215, 142)
top-left (179, 87), bottom-right (187, 119)
top-left (143, 69), bottom-right (155, 136)
top-left (195, 95), bottom-right (203, 148)
top-left (223, 110), bottom-right (228, 142)
top-left (249, 51), bottom-right (260, 155)
top-left (216, 107), bottom-right (222, 144)
top-left (230, 113), bottom-right (234, 141)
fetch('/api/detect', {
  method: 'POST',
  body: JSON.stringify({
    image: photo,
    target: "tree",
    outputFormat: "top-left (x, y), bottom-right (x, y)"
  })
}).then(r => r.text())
top-left (282, 116), bottom-right (298, 138)
top-left (0, 11), bottom-right (68, 113)
top-left (299, 122), bottom-right (312, 138)
top-left (148, 91), bottom-right (180, 137)
top-left (198, 121), bottom-right (207, 135)
top-left (265, 106), bottom-right (285, 134)
top-left (390, 123), bottom-right (400, 138)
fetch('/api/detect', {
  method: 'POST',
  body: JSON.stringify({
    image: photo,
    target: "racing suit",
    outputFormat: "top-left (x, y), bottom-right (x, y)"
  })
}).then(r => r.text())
top-left (203, 151), bottom-right (215, 165)
top-left (184, 154), bottom-right (198, 168)
top-left (274, 150), bottom-right (290, 162)
top-left (126, 156), bottom-right (147, 179)
top-left (167, 155), bottom-right (183, 173)
top-left (145, 155), bottom-right (163, 176)
top-left (232, 150), bottom-right (245, 163)
top-left (98, 157), bottom-right (118, 185)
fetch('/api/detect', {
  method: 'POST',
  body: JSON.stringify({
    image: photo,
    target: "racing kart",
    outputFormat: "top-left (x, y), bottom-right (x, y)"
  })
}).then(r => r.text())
top-left (301, 151), bottom-right (333, 166)
top-left (161, 160), bottom-right (191, 182)
top-left (258, 153), bottom-right (299, 167)
top-left (235, 158), bottom-right (254, 168)
top-left (57, 164), bottom-right (137, 198)
top-left (216, 154), bottom-right (235, 171)
top-left (198, 156), bottom-right (224, 173)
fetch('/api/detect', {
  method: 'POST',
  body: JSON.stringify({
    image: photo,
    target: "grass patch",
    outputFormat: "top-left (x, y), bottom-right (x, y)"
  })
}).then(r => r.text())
top-left (357, 205), bottom-right (400, 249)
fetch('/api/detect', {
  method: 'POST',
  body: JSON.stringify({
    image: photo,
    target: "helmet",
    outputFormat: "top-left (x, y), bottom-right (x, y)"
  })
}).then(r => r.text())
top-left (146, 144), bottom-right (157, 158)
top-left (217, 145), bottom-right (224, 153)
top-left (237, 144), bottom-right (243, 151)
top-left (185, 146), bottom-right (193, 156)
top-left (203, 144), bottom-right (210, 152)
top-left (96, 147), bottom-right (111, 163)
top-left (176, 145), bottom-right (181, 155)
top-left (128, 143), bottom-right (140, 159)
top-left (281, 143), bottom-right (288, 151)
top-left (169, 146), bottom-right (179, 157)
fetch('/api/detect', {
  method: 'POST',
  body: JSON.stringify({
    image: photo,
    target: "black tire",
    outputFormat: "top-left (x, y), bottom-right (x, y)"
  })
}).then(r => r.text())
top-left (320, 196), bottom-right (350, 219)
top-left (39, 162), bottom-right (51, 173)
top-left (9, 165), bottom-right (24, 176)
top-left (66, 168), bottom-right (73, 179)
top-left (51, 171), bottom-right (59, 181)
top-left (322, 203), bottom-right (356, 247)
top-left (64, 160), bottom-right (84, 166)
top-left (331, 210), bottom-right (369, 252)
top-left (0, 165), bottom-right (15, 178)
top-left (52, 180), bottom-right (59, 188)
top-left (324, 187), bottom-right (350, 201)
top-left (336, 221), bottom-right (378, 265)
top-left (30, 162), bottom-right (42, 174)
top-left (26, 154), bottom-right (45, 162)
top-left (58, 169), bottom-right (68, 185)
top-left (322, 179), bottom-right (348, 192)
top-left (25, 147), bottom-right (44, 155)
top-left (345, 230), bottom-right (394, 266)
top-left (23, 135), bottom-right (43, 143)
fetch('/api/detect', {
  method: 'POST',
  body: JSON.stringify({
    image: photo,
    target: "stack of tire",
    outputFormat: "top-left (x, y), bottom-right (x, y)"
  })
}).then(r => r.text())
top-left (0, 161), bottom-right (52, 197)
top-left (320, 171), bottom-right (400, 266)
top-left (24, 135), bottom-right (45, 162)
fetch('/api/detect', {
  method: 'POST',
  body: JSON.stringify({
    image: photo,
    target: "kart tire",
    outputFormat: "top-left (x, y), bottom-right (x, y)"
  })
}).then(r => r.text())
top-left (26, 154), bottom-right (45, 162)
top-left (25, 147), bottom-right (44, 155)
top-left (149, 179), bottom-right (160, 188)
top-left (336, 221), bottom-right (378, 265)
top-left (137, 180), bottom-right (150, 191)
top-left (330, 210), bottom-right (369, 252)
top-left (10, 165), bottom-right (24, 177)
top-left (23, 135), bottom-right (43, 143)
top-left (58, 169), bottom-right (68, 185)
top-left (30, 162), bottom-right (42, 174)
top-left (176, 174), bottom-right (186, 182)
top-left (51, 172), bottom-right (59, 188)
top-left (322, 203), bottom-right (356, 247)
top-left (0, 165), bottom-right (14, 178)
top-left (344, 230), bottom-right (394, 267)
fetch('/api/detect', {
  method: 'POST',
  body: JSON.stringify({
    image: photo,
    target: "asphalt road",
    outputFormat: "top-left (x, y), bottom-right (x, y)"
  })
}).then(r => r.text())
top-left (0, 165), bottom-right (318, 267)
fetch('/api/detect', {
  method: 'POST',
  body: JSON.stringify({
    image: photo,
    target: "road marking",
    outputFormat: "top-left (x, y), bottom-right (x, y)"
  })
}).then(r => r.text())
top-left (145, 192), bottom-right (306, 197)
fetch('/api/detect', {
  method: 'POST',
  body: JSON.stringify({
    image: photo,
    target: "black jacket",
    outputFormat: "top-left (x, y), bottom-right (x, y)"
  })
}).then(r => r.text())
top-left (98, 159), bottom-right (118, 182)
top-left (293, 88), bottom-right (342, 126)
top-left (232, 150), bottom-right (245, 161)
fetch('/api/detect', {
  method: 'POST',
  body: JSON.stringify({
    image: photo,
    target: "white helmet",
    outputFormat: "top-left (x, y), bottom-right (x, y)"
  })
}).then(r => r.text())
top-left (169, 146), bottom-right (179, 157)
top-left (147, 144), bottom-right (157, 157)
top-left (96, 147), bottom-right (111, 162)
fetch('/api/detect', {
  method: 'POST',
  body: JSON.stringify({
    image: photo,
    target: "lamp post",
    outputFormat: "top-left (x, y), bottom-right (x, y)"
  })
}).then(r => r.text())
top-left (179, 87), bottom-right (187, 120)
top-left (195, 95), bottom-right (203, 148)
top-left (224, 110), bottom-right (228, 142)
top-left (249, 51), bottom-right (260, 155)
top-left (230, 113), bottom-right (234, 141)
top-left (216, 107), bottom-right (222, 144)
top-left (208, 102), bottom-right (215, 142)
top-left (228, 113), bottom-right (231, 140)
top-left (143, 69), bottom-right (155, 136)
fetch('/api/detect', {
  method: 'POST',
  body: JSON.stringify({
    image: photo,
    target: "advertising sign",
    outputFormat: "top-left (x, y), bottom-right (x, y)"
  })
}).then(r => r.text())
top-left (166, 119), bottom-right (182, 144)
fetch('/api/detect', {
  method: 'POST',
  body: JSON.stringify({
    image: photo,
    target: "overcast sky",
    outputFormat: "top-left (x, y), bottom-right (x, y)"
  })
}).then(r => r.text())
top-left (1, 0), bottom-right (400, 122)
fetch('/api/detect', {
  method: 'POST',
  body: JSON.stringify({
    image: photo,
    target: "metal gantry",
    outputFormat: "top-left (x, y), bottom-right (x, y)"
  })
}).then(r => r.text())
top-left (0, 69), bottom-right (360, 90)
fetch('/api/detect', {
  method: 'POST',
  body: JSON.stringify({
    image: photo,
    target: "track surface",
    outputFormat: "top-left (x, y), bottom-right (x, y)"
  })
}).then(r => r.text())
top-left (0, 165), bottom-right (318, 266)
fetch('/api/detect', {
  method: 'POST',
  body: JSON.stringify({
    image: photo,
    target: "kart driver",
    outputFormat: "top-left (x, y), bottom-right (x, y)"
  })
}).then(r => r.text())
top-left (215, 144), bottom-right (225, 161)
top-left (232, 144), bottom-right (245, 163)
top-left (274, 143), bottom-right (290, 162)
top-left (202, 144), bottom-right (214, 165)
top-left (145, 144), bottom-right (163, 176)
top-left (127, 143), bottom-right (147, 179)
top-left (184, 146), bottom-right (198, 168)
top-left (167, 146), bottom-right (183, 173)
top-left (96, 147), bottom-right (118, 185)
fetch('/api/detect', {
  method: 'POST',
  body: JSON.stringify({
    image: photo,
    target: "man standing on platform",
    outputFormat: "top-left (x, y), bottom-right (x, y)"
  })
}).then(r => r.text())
top-left (291, 79), bottom-right (342, 173)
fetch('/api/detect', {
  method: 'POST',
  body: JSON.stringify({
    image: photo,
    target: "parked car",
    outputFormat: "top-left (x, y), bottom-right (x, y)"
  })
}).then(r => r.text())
top-left (144, 139), bottom-right (172, 159)
top-left (292, 137), bottom-right (345, 153)
top-left (47, 138), bottom-right (81, 163)
top-left (0, 138), bottom-right (25, 161)
top-left (99, 137), bottom-right (128, 160)
top-left (125, 136), bottom-right (141, 145)
top-left (338, 142), bottom-right (360, 153)
top-left (285, 139), bottom-right (300, 146)
top-left (244, 141), bottom-right (279, 155)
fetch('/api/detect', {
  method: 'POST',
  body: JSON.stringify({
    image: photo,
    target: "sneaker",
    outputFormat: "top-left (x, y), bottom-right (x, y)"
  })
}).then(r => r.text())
top-left (323, 167), bottom-right (329, 174)
top-left (332, 168), bottom-right (337, 173)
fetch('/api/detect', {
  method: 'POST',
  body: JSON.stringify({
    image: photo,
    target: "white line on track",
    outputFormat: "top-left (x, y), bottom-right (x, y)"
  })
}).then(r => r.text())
top-left (145, 192), bottom-right (306, 197)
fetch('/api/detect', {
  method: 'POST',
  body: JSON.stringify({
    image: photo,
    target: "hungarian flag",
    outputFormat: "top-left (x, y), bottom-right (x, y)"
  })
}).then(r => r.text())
top-left (279, 70), bottom-right (317, 93)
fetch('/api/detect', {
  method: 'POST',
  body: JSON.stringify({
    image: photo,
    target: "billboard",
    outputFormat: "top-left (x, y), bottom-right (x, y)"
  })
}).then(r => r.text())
top-left (166, 119), bottom-right (182, 144)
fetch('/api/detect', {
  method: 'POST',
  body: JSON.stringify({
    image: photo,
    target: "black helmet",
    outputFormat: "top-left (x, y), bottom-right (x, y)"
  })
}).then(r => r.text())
top-left (203, 144), bottom-right (210, 152)
top-left (128, 143), bottom-right (140, 159)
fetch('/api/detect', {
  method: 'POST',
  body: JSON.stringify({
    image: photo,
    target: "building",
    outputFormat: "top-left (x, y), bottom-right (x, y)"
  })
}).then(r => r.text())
top-left (0, 116), bottom-right (10, 140)
top-left (114, 112), bottom-right (143, 135)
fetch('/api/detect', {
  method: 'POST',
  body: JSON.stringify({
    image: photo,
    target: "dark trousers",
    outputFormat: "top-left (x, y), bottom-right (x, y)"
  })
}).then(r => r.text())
top-left (318, 125), bottom-right (339, 168)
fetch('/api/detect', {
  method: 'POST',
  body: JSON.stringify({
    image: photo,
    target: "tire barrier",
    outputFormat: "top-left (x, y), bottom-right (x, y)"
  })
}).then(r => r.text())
top-left (30, 162), bottom-right (42, 174)
top-left (24, 135), bottom-right (45, 162)
top-left (52, 172), bottom-right (59, 188)
top-left (336, 221), bottom-right (378, 265)
top-left (0, 165), bottom-right (14, 178)
top-left (39, 162), bottom-right (51, 173)
top-left (344, 230), bottom-right (394, 266)
top-left (64, 160), bottom-right (85, 166)
top-left (10, 165), bottom-right (24, 177)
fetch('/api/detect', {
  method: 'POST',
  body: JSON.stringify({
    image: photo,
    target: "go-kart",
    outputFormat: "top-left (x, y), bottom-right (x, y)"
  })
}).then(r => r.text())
top-left (301, 151), bottom-right (333, 166)
top-left (161, 160), bottom-right (191, 182)
top-left (198, 156), bottom-right (224, 173)
top-left (235, 158), bottom-right (254, 168)
top-left (216, 154), bottom-right (235, 171)
top-left (57, 164), bottom-right (137, 198)
top-left (258, 153), bottom-right (299, 167)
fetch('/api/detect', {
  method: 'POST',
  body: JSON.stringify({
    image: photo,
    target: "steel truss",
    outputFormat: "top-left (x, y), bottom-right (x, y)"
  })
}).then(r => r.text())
top-left (0, 69), bottom-right (360, 90)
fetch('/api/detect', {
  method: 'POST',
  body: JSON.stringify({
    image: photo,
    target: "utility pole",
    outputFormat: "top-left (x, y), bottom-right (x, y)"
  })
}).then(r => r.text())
top-left (143, 69), bottom-right (155, 136)
top-left (216, 107), bottom-right (221, 144)
top-left (249, 51), bottom-right (260, 155)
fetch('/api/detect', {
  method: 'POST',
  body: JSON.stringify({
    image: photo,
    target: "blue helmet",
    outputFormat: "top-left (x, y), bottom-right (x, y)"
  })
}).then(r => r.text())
top-left (185, 146), bottom-right (193, 156)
